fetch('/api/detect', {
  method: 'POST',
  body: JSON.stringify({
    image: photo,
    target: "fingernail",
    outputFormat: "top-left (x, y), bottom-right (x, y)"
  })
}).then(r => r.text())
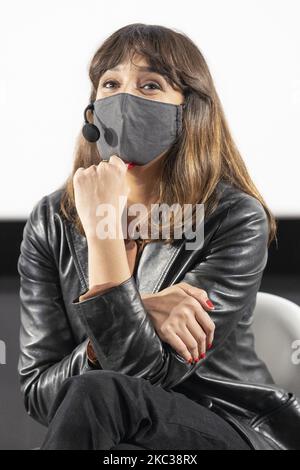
top-left (127, 162), bottom-right (136, 169)
top-left (206, 299), bottom-right (214, 308)
top-left (207, 343), bottom-right (213, 350)
top-left (200, 352), bottom-right (206, 359)
top-left (193, 357), bottom-right (199, 363)
top-left (187, 358), bottom-right (193, 364)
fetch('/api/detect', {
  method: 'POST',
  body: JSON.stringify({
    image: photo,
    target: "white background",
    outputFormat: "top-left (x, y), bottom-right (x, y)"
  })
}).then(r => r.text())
top-left (0, 0), bottom-right (299, 219)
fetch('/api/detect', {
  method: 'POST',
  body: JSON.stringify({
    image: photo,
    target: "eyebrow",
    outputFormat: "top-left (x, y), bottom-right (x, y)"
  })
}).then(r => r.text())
top-left (106, 65), bottom-right (163, 74)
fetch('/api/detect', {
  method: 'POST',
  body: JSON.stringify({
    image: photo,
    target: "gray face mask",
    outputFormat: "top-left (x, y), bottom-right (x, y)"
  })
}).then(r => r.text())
top-left (92, 92), bottom-right (185, 166)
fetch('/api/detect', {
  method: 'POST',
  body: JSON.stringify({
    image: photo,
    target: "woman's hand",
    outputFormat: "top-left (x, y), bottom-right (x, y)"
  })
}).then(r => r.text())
top-left (73, 155), bottom-right (131, 287)
top-left (141, 282), bottom-right (215, 364)
top-left (73, 155), bottom-right (129, 240)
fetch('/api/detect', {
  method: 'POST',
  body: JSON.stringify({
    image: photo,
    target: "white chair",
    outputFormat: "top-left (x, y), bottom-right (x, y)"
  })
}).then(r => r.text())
top-left (252, 292), bottom-right (300, 399)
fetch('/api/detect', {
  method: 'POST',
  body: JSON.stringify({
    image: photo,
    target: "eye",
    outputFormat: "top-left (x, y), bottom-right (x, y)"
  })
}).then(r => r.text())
top-left (101, 80), bottom-right (162, 90)
top-left (142, 82), bottom-right (161, 90)
top-left (102, 80), bottom-right (119, 89)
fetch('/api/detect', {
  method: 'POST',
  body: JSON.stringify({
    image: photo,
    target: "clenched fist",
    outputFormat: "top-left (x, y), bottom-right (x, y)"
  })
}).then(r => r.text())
top-left (73, 155), bottom-right (130, 240)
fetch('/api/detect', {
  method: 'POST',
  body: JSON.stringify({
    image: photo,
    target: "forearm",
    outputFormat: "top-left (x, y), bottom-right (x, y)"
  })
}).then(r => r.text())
top-left (72, 275), bottom-right (201, 391)
top-left (86, 236), bottom-right (131, 288)
top-left (81, 236), bottom-right (136, 366)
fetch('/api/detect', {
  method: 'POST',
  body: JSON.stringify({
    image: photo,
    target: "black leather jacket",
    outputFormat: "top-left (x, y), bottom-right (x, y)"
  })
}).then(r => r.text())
top-left (17, 178), bottom-right (300, 450)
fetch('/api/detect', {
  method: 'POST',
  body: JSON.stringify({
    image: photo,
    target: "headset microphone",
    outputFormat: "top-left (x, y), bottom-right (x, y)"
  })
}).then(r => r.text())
top-left (82, 102), bottom-right (100, 142)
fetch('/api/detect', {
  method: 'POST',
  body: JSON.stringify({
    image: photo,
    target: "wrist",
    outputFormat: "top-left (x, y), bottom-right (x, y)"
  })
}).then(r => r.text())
top-left (84, 215), bottom-right (124, 242)
top-left (87, 236), bottom-right (131, 287)
top-left (86, 230), bottom-right (124, 245)
top-left (140, 293), bottom-right (153, 302)
top-left (141, 294), bottom-right (157, 312)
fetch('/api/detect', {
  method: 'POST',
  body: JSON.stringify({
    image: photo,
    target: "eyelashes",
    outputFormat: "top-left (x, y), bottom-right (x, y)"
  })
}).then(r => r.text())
top-left (101, 80), bottom-right (162, 90)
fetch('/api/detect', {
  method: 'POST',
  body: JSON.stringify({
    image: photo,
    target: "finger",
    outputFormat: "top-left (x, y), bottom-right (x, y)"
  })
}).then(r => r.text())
top-left (188, 297), bottom-right (215, 349)
top-left (108, 154), bottom-right (127, 171)
top-left (74, 166), bottom-right (84, 173)
top-left (174, 325), bottom-right (202, 362)
top-left (178, 282), bottom-right (215, 311)
top-left (160, 328), bottom-right (194, 363)
top-left (73, 169), bottom-right (83, 185)
top-left (196, 314), bottom-right (215, 350)
top-left (185, 315), bottom-right (209, 358)
top-left (85, 164), bottom-right (97, 172)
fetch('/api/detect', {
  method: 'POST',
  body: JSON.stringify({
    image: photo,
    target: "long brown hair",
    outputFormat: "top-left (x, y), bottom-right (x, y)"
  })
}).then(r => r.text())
top-left (60, 23), bottom-right (277, 246)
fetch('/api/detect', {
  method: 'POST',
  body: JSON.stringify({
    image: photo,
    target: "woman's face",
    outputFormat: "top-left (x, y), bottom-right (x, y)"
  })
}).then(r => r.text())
top-left (96, 53), bottom-right (184, 106)
top-left (95, 54), bottom-right (185, 171)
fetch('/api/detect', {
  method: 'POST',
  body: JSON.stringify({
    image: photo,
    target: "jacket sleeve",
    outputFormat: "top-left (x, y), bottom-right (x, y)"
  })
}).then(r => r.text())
top-left (17, 196), bottom-right (100, 426)
top-left (72, 194), bottom-right (269, 390)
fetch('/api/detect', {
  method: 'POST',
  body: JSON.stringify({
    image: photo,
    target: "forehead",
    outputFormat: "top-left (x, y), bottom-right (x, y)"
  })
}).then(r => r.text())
top-left (104, 54), bottom-right (160, 74)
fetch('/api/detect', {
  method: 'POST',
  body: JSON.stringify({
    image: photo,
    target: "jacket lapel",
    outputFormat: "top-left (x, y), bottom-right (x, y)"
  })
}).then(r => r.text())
top-left (65, 221), bottom-right (89, 291)
top-left (134, 240), bottom-right (183, 293)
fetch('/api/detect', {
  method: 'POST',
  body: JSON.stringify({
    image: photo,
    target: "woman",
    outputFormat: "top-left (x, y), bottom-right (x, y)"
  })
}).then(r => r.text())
top-left (18, 23), bottom-right (300, 450)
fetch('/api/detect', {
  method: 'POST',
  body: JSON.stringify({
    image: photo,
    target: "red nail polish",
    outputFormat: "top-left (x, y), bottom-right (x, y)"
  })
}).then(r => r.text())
top-left (127, 162), bottom-right (136, 169)
top-left (206, 299), bottom-right (214, 308)
top-left (187, 358), bottom-right (193, 364)
top-left (207, 343), bottom-right (212, 350)
top-left (194, 357), bottom-right (199, 363)
top-left (200, 352), bottom-right (206, 359)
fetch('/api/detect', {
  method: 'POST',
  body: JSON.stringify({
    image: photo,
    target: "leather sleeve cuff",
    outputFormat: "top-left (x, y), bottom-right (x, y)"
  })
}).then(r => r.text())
top-left (71, 275), bottom-right (168, 376)
top-left (79, 282), bottom-right (122, 302)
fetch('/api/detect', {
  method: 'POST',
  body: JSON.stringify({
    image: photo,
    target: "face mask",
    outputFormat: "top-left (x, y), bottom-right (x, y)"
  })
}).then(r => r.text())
top-left (91, 92), bottom-right (185, 166)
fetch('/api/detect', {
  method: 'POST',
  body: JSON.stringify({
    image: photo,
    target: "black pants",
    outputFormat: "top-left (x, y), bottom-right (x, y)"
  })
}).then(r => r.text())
top-left (40, 370), bottom-right (251, 450)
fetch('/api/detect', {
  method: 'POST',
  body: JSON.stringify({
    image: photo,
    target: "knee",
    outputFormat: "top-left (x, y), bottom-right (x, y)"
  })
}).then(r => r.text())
top-left (62, 370), bottom-right (125, 397)
top-left (46, 372), bottom-right (105, 424)
top-left (60, 370), bottom-right (146, 409)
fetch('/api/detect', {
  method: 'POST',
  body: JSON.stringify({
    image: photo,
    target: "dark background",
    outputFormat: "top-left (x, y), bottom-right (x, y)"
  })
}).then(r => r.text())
top-left (0, 218), bottom-right (299, 449)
